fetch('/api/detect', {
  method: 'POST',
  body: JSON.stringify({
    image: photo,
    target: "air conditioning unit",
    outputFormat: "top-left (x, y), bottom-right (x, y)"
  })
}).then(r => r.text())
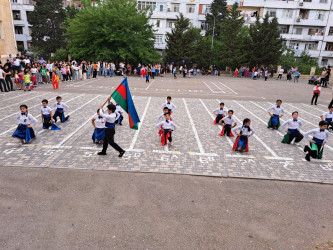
top-left (296, 17), bottom-right (301, 22)
top-left (299, 2), bottom-right (303, 5)
top-left (167, 8), bottom-right (171, 12)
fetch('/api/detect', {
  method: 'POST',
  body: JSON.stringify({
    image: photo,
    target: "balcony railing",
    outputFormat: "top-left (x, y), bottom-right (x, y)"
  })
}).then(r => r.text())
top-left (12, 0), bottom-right (34, 5)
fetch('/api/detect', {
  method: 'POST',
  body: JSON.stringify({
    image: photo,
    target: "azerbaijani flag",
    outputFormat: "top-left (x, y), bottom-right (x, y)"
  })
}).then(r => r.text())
top-left (111, 77), bottom-right (140, 130)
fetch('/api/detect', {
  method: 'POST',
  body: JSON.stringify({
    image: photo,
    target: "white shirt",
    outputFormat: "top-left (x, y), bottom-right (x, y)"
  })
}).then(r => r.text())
top-left (13, 59), bottom-right (21, 66)
top-left (313, 86), bottom-right (322, 92)
top-left (323, 111), bottom-right (333, 121)
top-left (46, 63), bottom-right (53, 71)
top-left (232, 125), bottom-right (255, 136)
top-left (305, 128), bottom-right (329, 142)
top-left (41, 106), bottom-right (52, 115)
top-left (267, 105), bottom-right (285, 116)
top-left (23, 59), bottom-right (30, 64)
top-left (53, 102), bottom-right (69, 111)
top-left (157, 120), bottom-right (177, 130)
top-left (282, 119), bottom-right (302, 131)
top-left (161, 102), bottom-right (176, 111)
top-left (99, 109), bottom-right (119, 123)
top-left (115, 104), bottom-right (122, 114)
top-left (16, 113), bottom-right (38, 127)
top-left (93, 114), bottom-right (106, 128)
top-left (279, 69), bottom-right (284, 74)
top-left (222, 116), bottom-right (236, 125)
top-left (157, 113), bottom-right (174, 123)
top-left (31, 68), bottom-right (38, 73)
top-left (0, 69), bottom-right (4, 79)
top-left (213, 108), bottom-right (227, 116)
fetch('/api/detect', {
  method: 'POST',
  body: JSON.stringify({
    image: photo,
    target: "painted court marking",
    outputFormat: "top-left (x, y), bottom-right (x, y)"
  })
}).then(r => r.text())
top-left (145, 79), bottom-right (155, 91)
top-left (0, 92), bottom-right (51, 111)
top-left (219, 81), bottom-right (238, 94)
top-left (202, 81), bottom-right (216, 93)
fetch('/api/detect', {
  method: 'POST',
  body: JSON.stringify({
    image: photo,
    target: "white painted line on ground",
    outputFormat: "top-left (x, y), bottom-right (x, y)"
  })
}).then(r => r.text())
top-left (0, 93), bottom-right (68, 122)
top-left (152, 150), bottom-right (182, 154)
top-left (145, 79), bottom-right (155, 90)
top-left (128, 97), bottom-right (151, 150)
top-left (1, 92), bottom-right (31, 102)
top-left (285, 103), bottom-right (318, 118)
top-left (188, 152), bottom-right (218, 157)
top-left (301, 103), bottom-right (326, 114)
top-left (301, 159), bottom-right (332, 163)
top-left (0, 92), bottom-right (51, 111)
top-left (226, 154), bottom-right (256, 158)
top-left (210, 81), bottom-right (225, 93)
top-left (183, 98), bottom-right (205, 154)
top-left (73, 79), bottom-right (98, 88)
top-left (219, 81), bottom-right (238, 94)
top-left (56, 95), bottom-right (101, 147)
top-left (202, 81), bottom-right (216, 93)
top-left (199, 99), bottom-right (233, 147)
top-left (264, 156), bottom-right (293, 161)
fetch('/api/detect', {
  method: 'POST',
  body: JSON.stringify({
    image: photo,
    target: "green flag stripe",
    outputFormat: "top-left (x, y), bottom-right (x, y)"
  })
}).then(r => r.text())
top-left (111, 91), bottom-right (128, 112)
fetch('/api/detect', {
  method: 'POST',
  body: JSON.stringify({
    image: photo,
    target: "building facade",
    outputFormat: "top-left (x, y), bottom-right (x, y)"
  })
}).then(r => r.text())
top-left (10, 0), bottom-right (34, 52)
top-left (0, 0), bottom-right (17, 61)
top-left (227, 0), bottom-right (333, 66)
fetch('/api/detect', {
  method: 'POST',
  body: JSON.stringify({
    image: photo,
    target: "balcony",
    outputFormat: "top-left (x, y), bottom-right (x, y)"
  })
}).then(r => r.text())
top-left (320, 50), bottom-right (333, 58)
top-left (294, 17), bottom-right (326, 26)
top-left (11, 0), bottom-right (34, 5)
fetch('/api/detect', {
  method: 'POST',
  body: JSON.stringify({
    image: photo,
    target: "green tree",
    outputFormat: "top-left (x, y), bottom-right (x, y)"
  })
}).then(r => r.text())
top-left (66, 0), bottom-right (159, 64)
top-left (205, 0), bottom-right (228, 37)
top-left (249, 13), bottom-right (284, 66)
top-left (165, 14), bottom-right (203, 66)
top-left (28, 0), bottom-right (66, 55)
top-left (217, 3), bottom-right (249, 72)
top-left (277, 47), bottom-right (296, 70)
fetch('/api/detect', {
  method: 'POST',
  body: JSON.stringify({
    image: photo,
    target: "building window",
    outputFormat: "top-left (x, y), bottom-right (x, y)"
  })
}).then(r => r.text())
top-left (268, 10), bottom-right (276, 17)
top-left (308, 28), bottom-right (319, 35)
top-left (137, 1), bottom-right (156, 11)
top-left (282, 9), bottom-right (293, 19)
top-left (328, 27), bottom-right (333, 36)
top-left (294, 28), bottom-right (302, 35)
top-left (289, 42), bottom-right (299, 50)
top-left (186, 4), bottom-right (195, 13)
top-left (168, 21), bottom-right (175, 28)
top-left (201, 21), bottom-right (209, 31)
top-left (11, 0), bottom-right (18, 3)
top-left (156, 20), bottom-right (160, 28)
top-left (15, 26), bottom-right (23, 34)
top-left (199, 4), bottom-right (211, 14)
top-left (299, 9), bottom-right (309, 19)
top-left (320, 0), bottom-right (328, 2)
top-left (12, 10), bottom-right (21, 20)
top-left (304, 0), bottom-right (312, 2)
top-left (317, 11), bottom-right (325, 20)
top-left (160, 4), bottom-right (164, 11)
top-left (155, 35), bottom-right (163, 44)
top-left (16, 41), bottom-right (24, 49)
top-left (171, 3), bottom-right (179, 12)
top-left (321, 59), bottom-right (328, 66)
top-left (325, 42), bottom-right (333, 51)
top-left (279, 26), bottom-right (289, 34)
top-left (305, 43), bottom-right (317, 50)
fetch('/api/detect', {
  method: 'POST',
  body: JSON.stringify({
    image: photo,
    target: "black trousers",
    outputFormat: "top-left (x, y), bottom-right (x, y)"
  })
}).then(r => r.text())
top-left (93, 69), bottom-right (97, 78)
top-left (164, 130), bottom-right (172, 143)
top-left (43, 116), bottom-right (52, 129)
top-left (304, 143), bottom-right (322, 159)
top-left (311, 93), bottom-right (319, 105)
top-left (277, 74), bottom-right (282, 79)
top-left (224, 125), bottom-right (232, 136)
top-left (102, 128), bottom-right (123, 153)
top-left (5, 78), bottom-right (13, 90)
top-left (0, 79), bottom-right (8, 91)
top-left (288, 131), bottom-right (303, 143)
top-left (53, 110), bottom-right (68, 123)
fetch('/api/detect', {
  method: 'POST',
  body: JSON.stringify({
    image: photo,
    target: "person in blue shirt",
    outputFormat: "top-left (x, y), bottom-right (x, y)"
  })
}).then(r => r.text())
top-left (294, 70), bottom-right (301, 82)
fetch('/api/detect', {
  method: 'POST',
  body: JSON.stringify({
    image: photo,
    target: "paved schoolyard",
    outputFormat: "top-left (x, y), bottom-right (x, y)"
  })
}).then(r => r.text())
top-left (1, 74), bottom-right (333, 249)
top-left (0, 75), bottom-right (332, 183)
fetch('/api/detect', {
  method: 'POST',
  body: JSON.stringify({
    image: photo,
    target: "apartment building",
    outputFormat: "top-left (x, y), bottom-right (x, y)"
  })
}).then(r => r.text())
top-left (0, 0), bottom-right (17, 61)
top-left (229, 0), bottom-right (333, 66)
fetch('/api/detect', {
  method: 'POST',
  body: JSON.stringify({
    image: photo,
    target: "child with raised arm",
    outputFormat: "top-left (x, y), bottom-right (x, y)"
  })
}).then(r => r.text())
top-left (281, 111), bottom-right (303, 144)
top-left (232, 118), bottom-right (255, 152)
top-left (12, 104), bottom-right (38, 144)
top-left (304, 121), bottom-right (329, 161)
top-left (267, 99), bottom-right (284, 130)
top-left (157, 113), bottom-right (177, 146)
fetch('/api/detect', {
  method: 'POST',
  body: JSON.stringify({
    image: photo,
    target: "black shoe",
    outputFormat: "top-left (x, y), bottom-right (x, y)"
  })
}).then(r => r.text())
top-left (98, 151), bottom-right (107, 155)
top-left (118, 151), bottom-right (125, 157)
top-left (305, 154), bottom-right (311, 161)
